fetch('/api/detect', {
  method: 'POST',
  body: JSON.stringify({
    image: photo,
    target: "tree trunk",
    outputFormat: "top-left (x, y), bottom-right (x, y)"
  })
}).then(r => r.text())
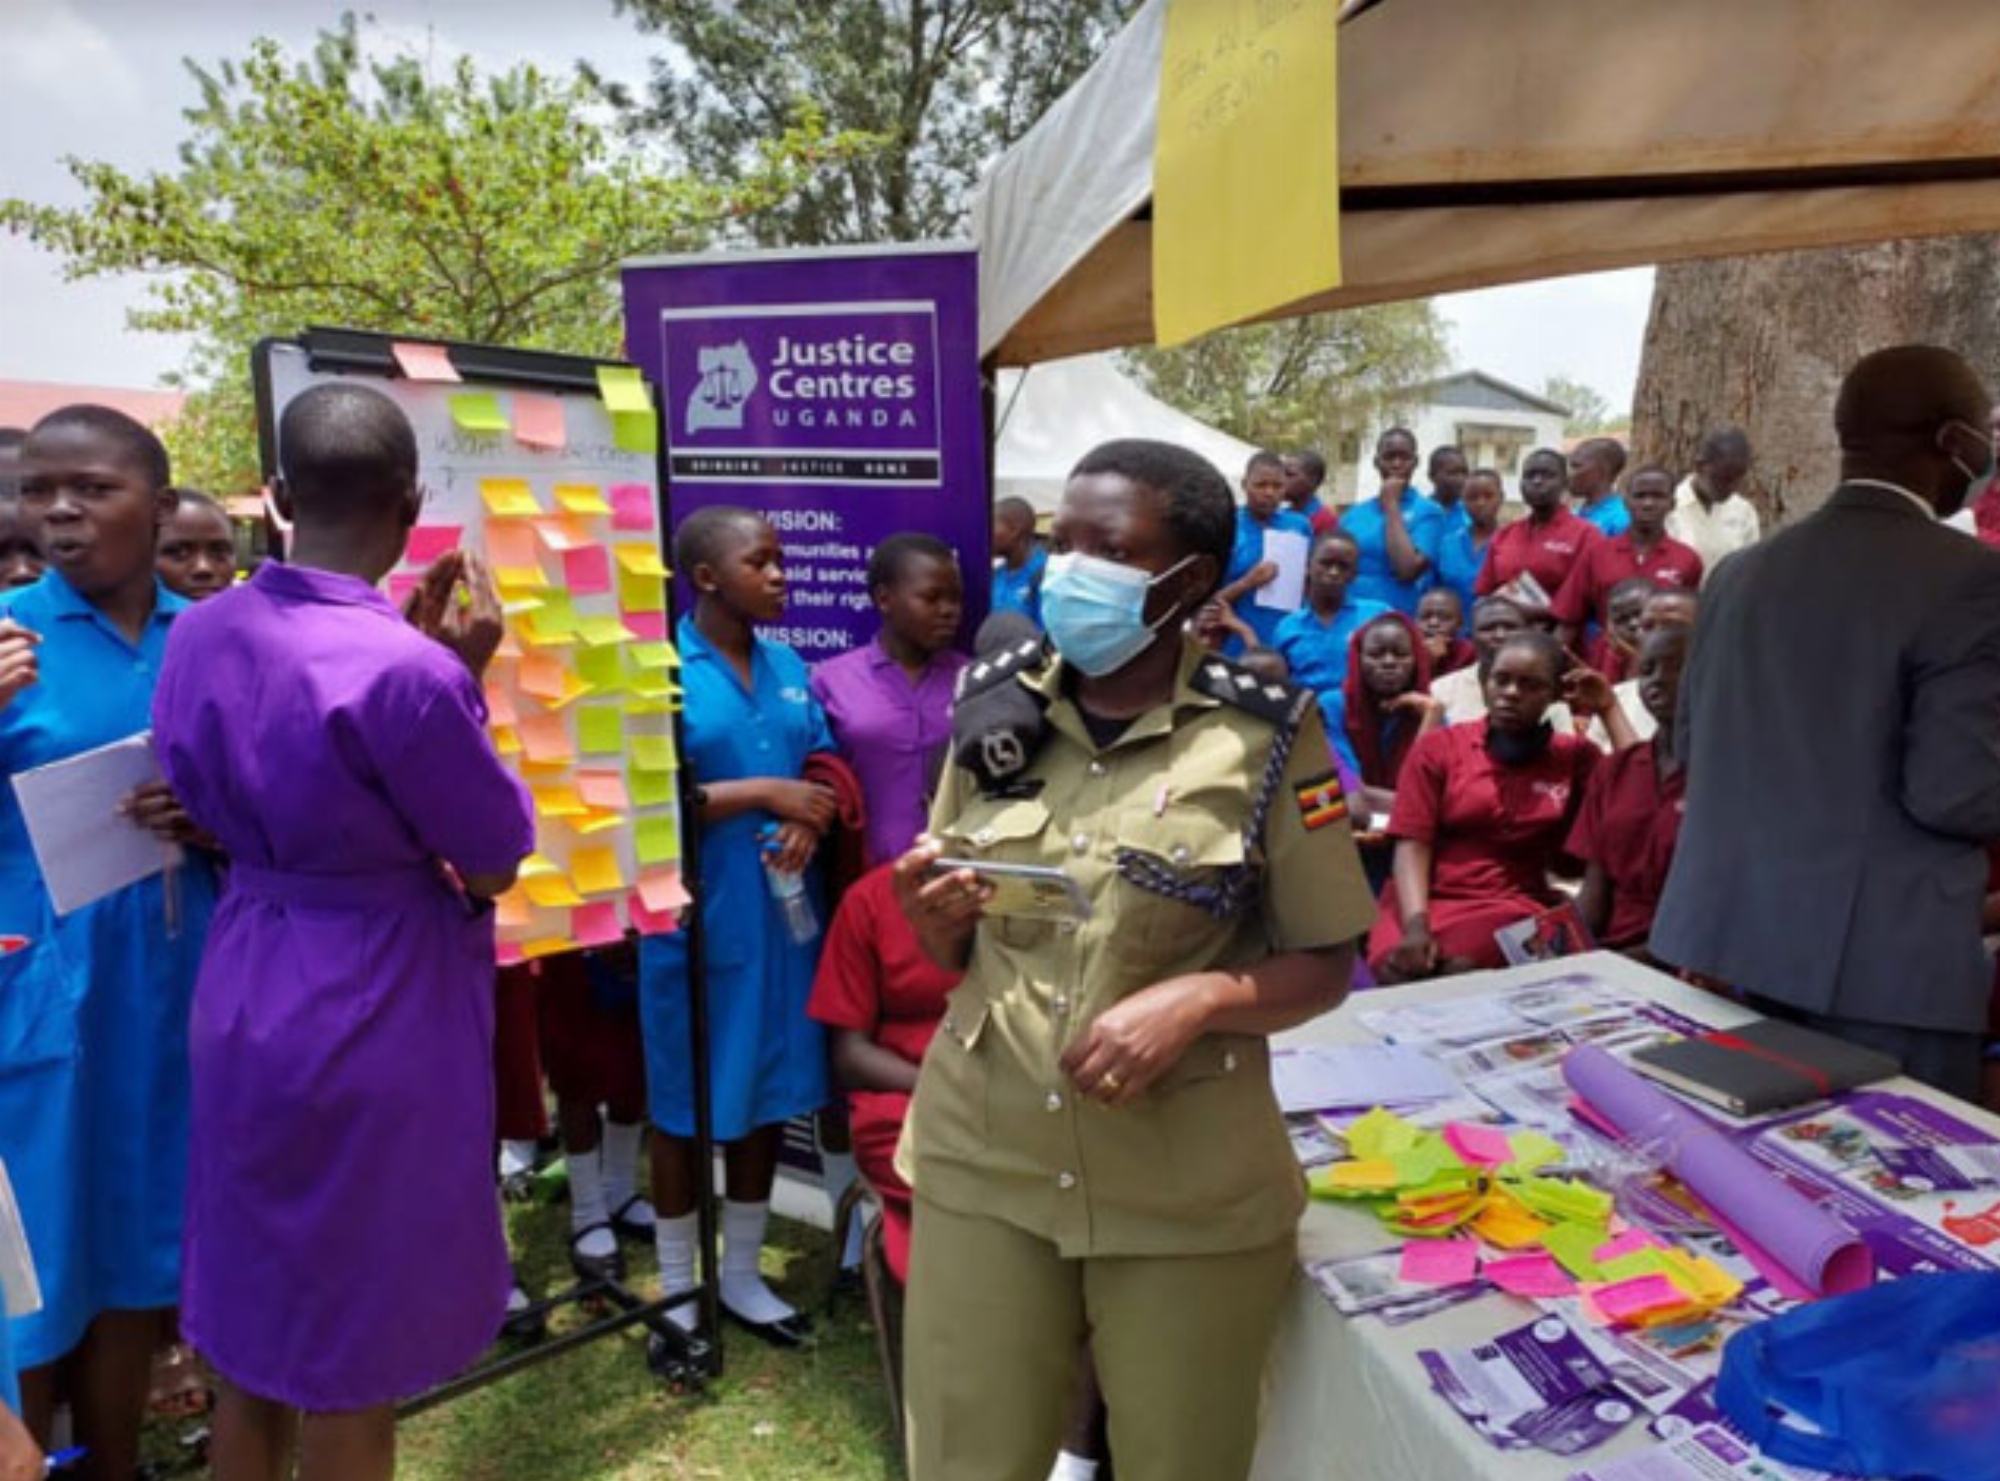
top-left (1630, 236), bottom-right (2000, 527)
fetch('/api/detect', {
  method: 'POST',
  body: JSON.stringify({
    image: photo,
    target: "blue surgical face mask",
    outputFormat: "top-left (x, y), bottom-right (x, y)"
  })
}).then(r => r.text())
top-left (1039, 550), bottom-right (1196, 677)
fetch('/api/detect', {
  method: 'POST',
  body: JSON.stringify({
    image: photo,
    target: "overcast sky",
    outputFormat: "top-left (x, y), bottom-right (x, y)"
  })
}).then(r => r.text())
top-left (0, 0), bottom-right (1654, 410)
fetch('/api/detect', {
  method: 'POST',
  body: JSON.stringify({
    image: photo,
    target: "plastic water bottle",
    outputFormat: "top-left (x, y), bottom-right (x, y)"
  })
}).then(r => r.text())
top-left (759, 824), bottom-right (817, 944)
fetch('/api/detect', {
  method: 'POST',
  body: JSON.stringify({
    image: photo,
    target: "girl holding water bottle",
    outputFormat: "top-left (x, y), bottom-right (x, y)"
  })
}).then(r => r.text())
top-left (637, 505), bottom-right (837, 1347)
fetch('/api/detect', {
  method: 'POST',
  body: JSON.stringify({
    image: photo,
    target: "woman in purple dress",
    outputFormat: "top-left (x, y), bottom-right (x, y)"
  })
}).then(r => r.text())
top-left (151, 385), bottom-right (534, 1481)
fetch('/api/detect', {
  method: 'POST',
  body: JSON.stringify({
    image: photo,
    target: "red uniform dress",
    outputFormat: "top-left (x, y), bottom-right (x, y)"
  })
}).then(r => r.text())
top-left (1565, 741), bottom-right (1686, 948)
top-left (806, 865), bottom-right (959, 1282)
top-left (1368, 721), bottom-right (1600, 971)
top-left (1474, 507), bottom-right (1600, 603)
top-left (1550, 531), bottom-right (1705, 630)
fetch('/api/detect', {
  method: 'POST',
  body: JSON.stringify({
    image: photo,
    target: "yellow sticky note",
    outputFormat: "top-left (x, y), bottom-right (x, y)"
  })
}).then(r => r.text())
top-left (629, 642), bottom-right (677, 672)
top-left (516, 616), bottom-right (576, 649)
top-left (575, 646), bottom-right (625, 693)
top-left (636, 814), bottom-right (680, 865)
top-left (618, 569), bottom-right (667, 615)
top-left (452, 393), bottom-right (508, 433)
top-left (596, 364), bottom-right (652, 414)
top-left (555, 483), bottom-right (611, 515)
top-left (480, 478), bottom-right (541, 517)
top-left (522, 872), bottom-right (584, 909)
top-left (532, 785), bottom-right (586, 818)
top-left (630, 732), bottom-right (676, 771)
top-left (578, 706), bottom-right (622, 754)
top-left (518, 853), bottom-right (560, 879)
top-left (630, 768), bottom-right (675, 807)
top-left (612, 410), bottom-right (657, 455)
top-left (532, 592), bottom-right (579, 636)
top-left (1318, 1159), bottom-right (1399, 1193)
top-left (1153, 0), bottom-right (1340, 346)
top-left (491, 724), bottom-right (521, 756)
top-left (577, 614), bottom-right (636, 647)
top-left (615, 544), bottom-right (668, 578)
top-left (521, 935), bottom-right (573, 959)
top-left (575, 811), bottom-right (625, 835)
top-left (572, 846), bottom-right (625, 895)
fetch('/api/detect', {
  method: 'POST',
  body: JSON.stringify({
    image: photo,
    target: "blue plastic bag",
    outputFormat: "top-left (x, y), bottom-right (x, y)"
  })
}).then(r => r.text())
top-left (1717, 1271), bottom-right (2000, 1480)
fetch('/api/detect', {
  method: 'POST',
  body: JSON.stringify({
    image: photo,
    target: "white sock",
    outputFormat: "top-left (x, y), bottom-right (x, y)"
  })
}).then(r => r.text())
top-left (499, 1139), bottom-right (538, 1179)
top-left (1049, 1453), bottom-right (1100, 1481)
top-left (601, 1119), bottom-right (652, 1220)
top-left (721, 1199), bottom-right (797, 1325)
top-left (568, 1148), bottom-right (616, 1260)
top-left (819, 1146), bottom-right (865, 1268)
top-left (655, 1212), bottom-right (700, 1333)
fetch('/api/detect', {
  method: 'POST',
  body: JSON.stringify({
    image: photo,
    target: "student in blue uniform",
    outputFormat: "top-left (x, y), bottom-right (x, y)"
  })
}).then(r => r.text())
top-left (1341, 427), bottom-right (1445, 614)
top-left (1270, 528), bottom-right (1389, 774)
top-left (1569, 437), bottom-right (1631, 537)
top-left (1212, 450), bottom-right (1314, 649)
top-left (638, 505), bottom-right (837, 1349)
top-left (1433, 467), bottom-right (1505, 634)
top-left (991, 496), bottom-right (1047, 625)
top-left (0, 406), bottom-right (218, 1481)
top-left (1425, 444), bottom-right (1471, 533)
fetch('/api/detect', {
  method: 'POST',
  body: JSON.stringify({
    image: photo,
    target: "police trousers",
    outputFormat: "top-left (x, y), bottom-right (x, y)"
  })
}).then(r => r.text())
top-left (904, 1195), bottom-right (1296, 1481)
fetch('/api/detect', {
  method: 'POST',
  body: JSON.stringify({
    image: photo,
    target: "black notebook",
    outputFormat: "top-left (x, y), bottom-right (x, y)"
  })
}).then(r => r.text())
top-left (1630, 1020), bottom-right (1901, 1116)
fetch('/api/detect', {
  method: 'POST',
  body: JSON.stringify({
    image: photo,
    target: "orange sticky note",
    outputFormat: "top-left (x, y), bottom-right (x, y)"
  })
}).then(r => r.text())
top-left (487, 522), bottom-right (541, 571)
top-left (533, 515), bottom-right (593, 552)
top-left (518, 652), bottom-right (568, 702)
top-left (493, 888), bottom-right (531, 929)
top-left (637, 867), bottom-right (691, 914)
top-left (483, 683), bottom-right (518, 727)
top-left (575, 769), bottom-right (629, 810)
top-left (572, 846), bottom-right (624, 895)
top-left (518, 712), bottom-right (573, 763)
top-left (392, 340), bottom-right (460, 382)
top-left (512, 392), bottom-right (565, 450)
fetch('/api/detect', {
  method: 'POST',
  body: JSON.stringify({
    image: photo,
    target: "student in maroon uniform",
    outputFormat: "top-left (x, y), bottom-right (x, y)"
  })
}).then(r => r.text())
top-left (1369, 631), bottom-right (1604, 981)
top-left (1584, 577), bottom-right (1656, 685)
top-left (1552, 463), bottom-right (1703, 635)
top-left (1415, 588), bottom-right (1477, 676)
top-left (1474, 448), bottom-right (1599, 615)
top-left (1571, 627), bottom-right (1690, 954)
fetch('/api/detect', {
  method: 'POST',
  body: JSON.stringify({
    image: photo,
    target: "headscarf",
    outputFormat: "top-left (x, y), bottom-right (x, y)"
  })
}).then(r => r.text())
top-left (1342, 610), bottom-right (1434, 789)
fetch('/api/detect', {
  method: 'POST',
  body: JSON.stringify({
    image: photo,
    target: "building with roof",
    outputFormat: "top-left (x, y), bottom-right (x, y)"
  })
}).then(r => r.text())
top-left (1342, 369), bottom-right (1571, 501)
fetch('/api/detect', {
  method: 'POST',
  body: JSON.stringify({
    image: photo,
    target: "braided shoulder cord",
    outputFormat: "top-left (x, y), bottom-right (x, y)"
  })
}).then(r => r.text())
top-left (1112, 708), bottom-right (1301, 921)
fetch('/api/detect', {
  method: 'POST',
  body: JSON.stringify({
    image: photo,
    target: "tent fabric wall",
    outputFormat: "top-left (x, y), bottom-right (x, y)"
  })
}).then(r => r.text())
top-left (977, 0), bottom-right (2000, 365)
top-left (994, 353), bottom-right (1261, 514)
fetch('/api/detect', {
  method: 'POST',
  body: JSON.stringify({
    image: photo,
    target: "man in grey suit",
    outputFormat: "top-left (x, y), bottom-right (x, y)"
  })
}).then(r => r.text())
top-left (1652, 345), bottom-right (2000, 1100)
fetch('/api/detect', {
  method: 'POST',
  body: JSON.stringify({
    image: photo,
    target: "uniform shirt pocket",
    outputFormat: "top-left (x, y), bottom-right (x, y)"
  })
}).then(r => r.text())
top-left (935, 795), bottom-right (1055, 951)
top-left (0, 937), bottom-right (83, 1072)
top-left (1104, 804), bottom-right (1249, 976)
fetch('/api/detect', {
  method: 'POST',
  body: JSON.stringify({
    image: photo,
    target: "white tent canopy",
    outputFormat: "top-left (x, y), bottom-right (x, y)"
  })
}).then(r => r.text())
top-left (994, 353), bottom-right (1261, 515)
top-left (975, 0), bottom-right (2000, 366)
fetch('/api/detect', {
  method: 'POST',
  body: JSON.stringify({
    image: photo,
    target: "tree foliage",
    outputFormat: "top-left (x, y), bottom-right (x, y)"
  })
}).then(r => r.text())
top-left (1123, 304), bottom-right (1451, 463)
top-left (1542, 374), bottom-right (1618, 437)
top-left (596, 0), bottom-right (1138, 245)
top-left (0, 15), bottom-right (867, 490)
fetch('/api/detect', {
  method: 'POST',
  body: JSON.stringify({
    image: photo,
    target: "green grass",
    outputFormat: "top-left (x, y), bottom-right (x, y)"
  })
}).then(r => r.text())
top-left (147, 1192), bottom-right (902, 1481)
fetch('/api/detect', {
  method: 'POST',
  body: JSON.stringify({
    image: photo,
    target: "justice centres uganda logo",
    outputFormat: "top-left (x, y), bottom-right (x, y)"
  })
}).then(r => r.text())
top-left (684, 330), bottom-right (924, 438)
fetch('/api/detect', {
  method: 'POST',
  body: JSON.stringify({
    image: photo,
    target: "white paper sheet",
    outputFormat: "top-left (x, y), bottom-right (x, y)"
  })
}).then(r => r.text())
top-left (0, 1159), bottom-right (41, 1319)
top-left (1269, 1042), bottom-right (1459, 1114)
top-left (1254, 528), bottom-right (1310, 611)
top-left (10, 730), bottom-right (177, 914)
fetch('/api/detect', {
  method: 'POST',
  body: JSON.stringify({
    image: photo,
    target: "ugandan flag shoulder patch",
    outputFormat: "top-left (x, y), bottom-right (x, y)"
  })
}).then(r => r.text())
top-left (1294, 770), bottom-right (1348, 831)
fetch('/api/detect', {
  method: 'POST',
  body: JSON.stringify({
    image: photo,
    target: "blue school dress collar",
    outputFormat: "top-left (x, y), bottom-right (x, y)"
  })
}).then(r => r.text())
top-left (29, 567), bottom-right (186, 651)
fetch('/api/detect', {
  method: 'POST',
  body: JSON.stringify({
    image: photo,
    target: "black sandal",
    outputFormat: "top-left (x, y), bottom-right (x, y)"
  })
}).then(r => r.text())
top-left (569, 1223), bottom-right (626, 1284)
top-left (609, 1194), bottom-right (655, 1241)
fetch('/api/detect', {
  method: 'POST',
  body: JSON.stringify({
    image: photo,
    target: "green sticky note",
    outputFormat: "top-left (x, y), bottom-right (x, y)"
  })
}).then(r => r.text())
top-left (629, 767), bottom-right (676, 807)
top-left (1540, 1222), bottom-right (1605, 1280)
top-left (534, 591), bottom-right (579, 637)
top-left (1346, 1107), bottom-right (1422, 1161)
top-left (575, 645), bottom-right (626, 692)
top-left (450, 393), bottom-right (508, 433)
top-left (1389, 1138), bottom-right (1467, 1188)
top-left (576, 614), bottom-right (636, 647)
top-left (612, 409), bottom-right (658, 454)
top-left (596, 364), bottom-right (652, 414)
top-left (577, 706), bottom-right (622, 755)
top-left (618, 567), bottom-right (667, 614)
top-left (1598, 1249), bottom-right (1673, 1284)
top-left (1504, 1131), bottom-right (1565, 1174)
top-left (636, 814), bottom-right (680, 864)
top-left (629, 641), bottom-right (676, 673)
top-left (1509, 1174), bottom-right (1613, 1226)
top-left (630, 732), bottom-right (677, 772)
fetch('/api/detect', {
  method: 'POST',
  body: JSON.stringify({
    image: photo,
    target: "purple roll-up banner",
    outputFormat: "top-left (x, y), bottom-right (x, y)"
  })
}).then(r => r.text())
top-left (1562, 1044), bottom-right (1875, 1298)
top-left (619, 244), bottom-right (988, 660)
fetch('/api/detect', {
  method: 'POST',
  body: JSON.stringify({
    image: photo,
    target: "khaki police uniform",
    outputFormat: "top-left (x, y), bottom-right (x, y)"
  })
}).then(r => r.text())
top-left (900, 639), bottom-right (1377, 1481)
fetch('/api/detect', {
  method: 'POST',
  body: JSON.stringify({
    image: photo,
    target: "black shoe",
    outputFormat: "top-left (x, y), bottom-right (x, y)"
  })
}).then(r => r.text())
top-left (569, 1224), bottom-right (626, 1284)
top-left (609, 1194), bottom-right (655, 1240)
top-left (724, 1302), bottom-right (814, 1348)
top-left (501, 1286), bottom-right (548, 1341)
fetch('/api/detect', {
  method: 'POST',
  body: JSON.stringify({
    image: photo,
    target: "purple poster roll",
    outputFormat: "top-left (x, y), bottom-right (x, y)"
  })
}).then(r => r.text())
top-left (619, 245), bottom-right (988, 660)
top-left (1563, 1044), bottom-right (1874, 1297)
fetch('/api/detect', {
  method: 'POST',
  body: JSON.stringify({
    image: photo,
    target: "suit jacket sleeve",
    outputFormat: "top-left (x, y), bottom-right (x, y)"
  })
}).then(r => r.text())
top-left (1901, 559), bottom-right (2000, 840)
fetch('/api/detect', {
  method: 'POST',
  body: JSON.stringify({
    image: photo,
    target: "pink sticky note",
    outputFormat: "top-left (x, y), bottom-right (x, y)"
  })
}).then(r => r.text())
top-left (1442, 1121), bottom-right (1516, 1167)
top-left (627, 887), bottom-right (681, 936)
top-left (406, 524), bottom-right (462, 565)
top-left (496, 940), bottom-right (525, 967)
top-left (609, 483), bottom-right (656, 532)
top-left (1593, 1230), bottom-right (1662, 1265)
top-left (392, 340), bottom-right (460, 382)
top-left (1399, 1237), bottom-right (1479, 1287)
top-left (484, 683), bottom-right (518, 728)
top-left (637, 867), bottom-right (691, 914)
top-left (1484, 1252), bottom-right (1578, 1299)
top-left (563, 545), bottom-right (612, 595)
top-left (518, 713), bottom-right (573, 763)
top-left (388, 573), bottom-right (423, 607)
top-left (571, 901), bottom-right (625, 947)
top-left (513, 393), bottom-right (566, 450)
top-left (1591, 1273), bottom-right (1687, 1321)
top-left (624, 610), bottom-right (668, 642)
top-left (487, 522), bottom-right (541, 570)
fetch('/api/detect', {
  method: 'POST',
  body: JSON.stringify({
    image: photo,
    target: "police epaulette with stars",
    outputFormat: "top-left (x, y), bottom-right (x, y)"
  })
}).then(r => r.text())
top-left (955, 634), bottom-right (1052, 700)
top-left (1192, 654), bottom-right (1314, 728)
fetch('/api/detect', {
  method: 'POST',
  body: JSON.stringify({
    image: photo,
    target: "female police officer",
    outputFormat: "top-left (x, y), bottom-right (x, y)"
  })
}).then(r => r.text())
top-left (894, 440), bottom-right (1376, 1481)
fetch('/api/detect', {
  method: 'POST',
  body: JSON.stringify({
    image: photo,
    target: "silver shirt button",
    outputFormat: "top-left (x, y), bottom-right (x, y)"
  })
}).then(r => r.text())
top-left (1052, 994), bottom-right (1069, 1013)
top-left (1223, 1052), bottom-right (1238, 1072)
top-left (1071, 832), bottom-right (1090, 855)
top-left (1045, 1092), bottom-right (1063, 1112)
top-left (1087, 760), bottom-right (1106, 777)
top-left (974, 827), bottom-right (995, 846)
top-left (1170, 843), bottom-right (1192, 866)
top-left (1057, 918), bottom-right (1078, 935)
top-left (1058, 1172), bottom-right (1077, 1190)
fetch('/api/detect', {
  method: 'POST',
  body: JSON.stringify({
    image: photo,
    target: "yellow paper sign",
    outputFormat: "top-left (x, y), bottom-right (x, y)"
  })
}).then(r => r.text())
top-left (1153, 0), bottom-right (1341, 346)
